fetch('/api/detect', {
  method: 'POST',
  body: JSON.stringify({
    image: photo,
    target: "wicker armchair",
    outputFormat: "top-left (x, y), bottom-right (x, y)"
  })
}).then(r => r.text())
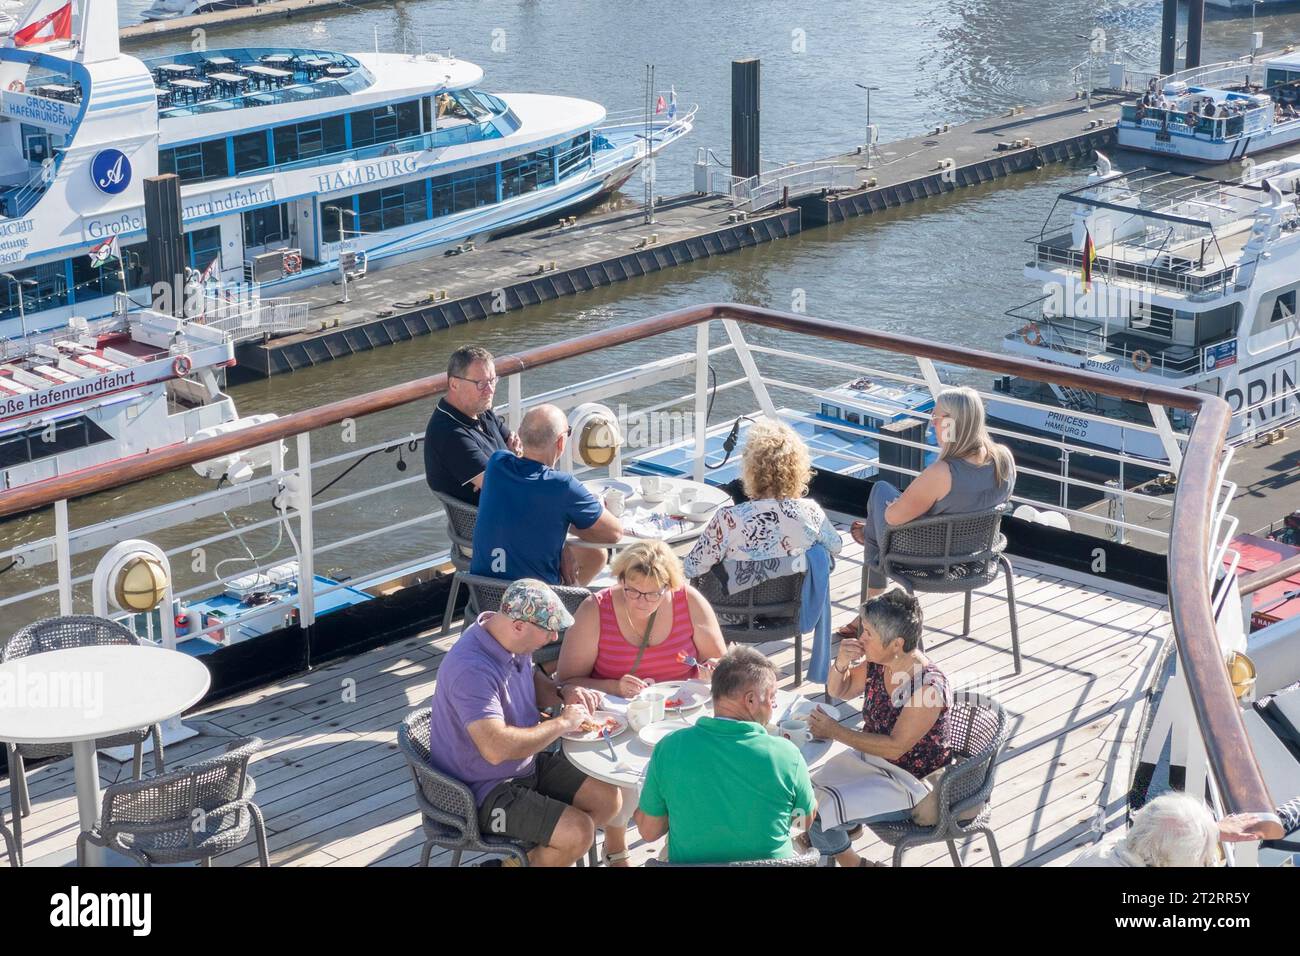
top-left (456, 572), bottom-right (593, 668)
top-left (76, 737), bottom-right (269, 867)
top-left (692, 569), bottom-right (807, 684)
top-left (645, 844), bottom-right (821, 867)
top-left (866, 693), bottom-right (1009, 867)
top-left (2, 615), bottom-right (165, 864)
top-left (862, 504), bottom-right (1021, 674)
top-left (433, 491), bottom-right (479, 636)
top-left (0, 812), bottom-right (16, 868)
top-left (398, 709), bottom-right (531, 867)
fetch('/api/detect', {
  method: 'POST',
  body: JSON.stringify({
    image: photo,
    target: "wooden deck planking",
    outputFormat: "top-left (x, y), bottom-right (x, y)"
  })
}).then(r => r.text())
top-left (0, 536), bottom-right (1169, 868)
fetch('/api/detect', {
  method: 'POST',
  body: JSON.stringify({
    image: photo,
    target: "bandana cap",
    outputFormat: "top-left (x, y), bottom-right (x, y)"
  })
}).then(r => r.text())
top-left (499, 578), bottom-right (575, 632)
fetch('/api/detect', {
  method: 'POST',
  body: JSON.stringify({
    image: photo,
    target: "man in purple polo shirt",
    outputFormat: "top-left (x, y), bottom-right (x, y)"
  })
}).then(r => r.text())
top-left (426, 578), bottom-right (621, 866)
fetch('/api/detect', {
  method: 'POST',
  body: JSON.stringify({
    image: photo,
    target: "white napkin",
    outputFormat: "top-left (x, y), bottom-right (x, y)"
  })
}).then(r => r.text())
top-left (812, 751), bottom-right (931, 830)
top-left (621, 507), bottom-right (685, 539)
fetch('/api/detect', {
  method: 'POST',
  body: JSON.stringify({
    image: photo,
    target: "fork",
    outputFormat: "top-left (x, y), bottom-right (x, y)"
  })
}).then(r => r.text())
top-left (601, 725), bottom-right (618, 762)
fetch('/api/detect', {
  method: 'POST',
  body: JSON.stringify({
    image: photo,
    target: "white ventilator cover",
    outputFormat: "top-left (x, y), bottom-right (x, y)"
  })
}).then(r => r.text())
top-left (1037, 510), bottom-right (1071, 531)
top-left (1013, 504), bottom-right (1041, 523)
top-left (189, 414), bottom-right (282, 482)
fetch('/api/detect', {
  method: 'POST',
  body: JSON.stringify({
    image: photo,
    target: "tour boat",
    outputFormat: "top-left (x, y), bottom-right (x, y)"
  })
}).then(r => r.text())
top-left (0, 307), bottom-right (243, 490)
top-left (141, 0), bottom-right (263, 21)
top-left (1118, 55), bottom-right (1300, 162)
top-left (986, 152), bottom-right (1300, 470)
top-left (0, 0), bottom-right (695, 342)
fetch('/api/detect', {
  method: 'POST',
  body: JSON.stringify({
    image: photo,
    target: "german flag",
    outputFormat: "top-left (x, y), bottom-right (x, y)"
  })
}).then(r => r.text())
top-left (1081, 228), bottom-right (1096, 291)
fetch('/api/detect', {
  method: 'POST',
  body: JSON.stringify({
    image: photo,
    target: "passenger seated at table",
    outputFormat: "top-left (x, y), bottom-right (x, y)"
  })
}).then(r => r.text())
top-left (424, 578), bottom-right (621, 867)
top-left (847, 386), bottom-right (1015, 625)
top-left (633, 647), bottom-right (817, 864)
top-left (807, 588), bottom-right (952, 867)
top-left (683, 418), bottom-right (841, 588)
top-left (555, 540), bottom-right (726, 865)
top-left (470, 404), bottom-right (622, 585)
top-left (423, 345), bottom-right (520, 506)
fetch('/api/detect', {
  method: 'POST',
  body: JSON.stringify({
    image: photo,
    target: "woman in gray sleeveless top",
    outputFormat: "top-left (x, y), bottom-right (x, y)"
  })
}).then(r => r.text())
top-left (850, 386), bottom-right (1016, 599)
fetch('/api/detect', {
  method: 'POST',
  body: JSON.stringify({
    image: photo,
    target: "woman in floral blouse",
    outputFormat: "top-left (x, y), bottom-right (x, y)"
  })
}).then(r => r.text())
top-left (683, 418), bottom-right (842, 588)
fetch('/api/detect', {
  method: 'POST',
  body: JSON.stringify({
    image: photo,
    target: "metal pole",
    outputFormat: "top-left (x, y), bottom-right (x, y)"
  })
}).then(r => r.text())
top-left (16, 280), bottom-right (27, 342)
top-left (337, 207), bottom-right (351, 304)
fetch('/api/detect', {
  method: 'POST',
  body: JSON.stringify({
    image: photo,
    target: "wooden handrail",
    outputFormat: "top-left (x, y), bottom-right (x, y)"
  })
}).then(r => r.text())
top-left (1238, 552), bottom-right (1300, 597)
top-left (0, 303), bottom-right (1270, 823)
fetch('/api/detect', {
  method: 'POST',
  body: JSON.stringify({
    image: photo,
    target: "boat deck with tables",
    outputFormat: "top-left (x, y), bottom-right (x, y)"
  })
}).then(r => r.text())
top-left (3, 533), bottom-right (1169, 868)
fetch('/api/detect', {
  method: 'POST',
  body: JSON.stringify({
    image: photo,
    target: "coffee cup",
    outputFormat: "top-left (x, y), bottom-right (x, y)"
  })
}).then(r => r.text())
top-left (677, 485), bottom-right (698, 505)
top-left (779, 719), bottom-right (813, 747)
top-left (603, 489), bottom-right (625, 517)
top-left (641, 475), bottom-right (663, 497)
top-left (627, 698), bottom-right (657, 732)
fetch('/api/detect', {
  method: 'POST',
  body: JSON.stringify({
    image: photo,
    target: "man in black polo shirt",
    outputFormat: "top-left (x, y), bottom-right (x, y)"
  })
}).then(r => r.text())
top-left (424, 345), bottom-right (521, 505)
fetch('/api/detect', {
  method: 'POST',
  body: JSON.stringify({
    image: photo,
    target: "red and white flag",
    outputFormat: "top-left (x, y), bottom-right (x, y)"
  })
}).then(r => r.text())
top-left (13, 1), bottom-right (74, 48)
top-left (654, 94), bottom-right (666, 114)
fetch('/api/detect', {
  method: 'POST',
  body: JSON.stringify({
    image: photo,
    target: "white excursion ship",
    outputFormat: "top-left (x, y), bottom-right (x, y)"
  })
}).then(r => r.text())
top-left (989, 152), bottom-right (1300, 468)
top-left (1118, 54), bottom-right (1300, 162)
top-left (0, 307), bottom-right (242, 491)
top-left (0, 0), bottom-right (695, 342)
top-left (140, 0), bottom-right (262, 21)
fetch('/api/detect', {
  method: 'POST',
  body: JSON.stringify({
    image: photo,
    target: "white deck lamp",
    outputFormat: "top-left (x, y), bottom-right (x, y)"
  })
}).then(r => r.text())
top-left (93, 540), bottom-right (202, 760)
top-left (565, 403), bottom-right (623, 476)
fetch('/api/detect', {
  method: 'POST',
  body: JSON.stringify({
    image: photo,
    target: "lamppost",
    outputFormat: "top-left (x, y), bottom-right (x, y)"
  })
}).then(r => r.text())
top-left (334, 206), bottom-right (358, 304)
top-left (1074, 36), bottom-right (1095, 112)
top-left (854, 82), bottom-right (880, 166)
top-left (1251, 0), bottom-right (1264, 63)
top-left (2, 272), bottom-right (37, 346)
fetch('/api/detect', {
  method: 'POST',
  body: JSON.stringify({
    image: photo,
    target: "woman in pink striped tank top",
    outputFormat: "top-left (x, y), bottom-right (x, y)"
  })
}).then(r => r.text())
top-left (556, 540), bottom-right (726, 865)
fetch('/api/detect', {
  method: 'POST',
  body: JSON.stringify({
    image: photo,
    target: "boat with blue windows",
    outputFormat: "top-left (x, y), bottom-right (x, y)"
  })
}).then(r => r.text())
top-left (140, 0), bottom-right (263, 21)
top-left (0, 0), bottom-right (694, 342)
top-left (1118, 54), bottom-right (1300, 162)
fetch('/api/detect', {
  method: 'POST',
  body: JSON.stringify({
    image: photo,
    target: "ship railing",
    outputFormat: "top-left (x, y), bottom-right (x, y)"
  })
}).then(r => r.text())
top-left (0, 304), bottom-right (1273, 862)
top-left (731, 160), bottom-right (858, 212)
top-left (0, 314), bottom-right (125, 363)
top-left (1029, 238), bottom-right (1240, 296)
top-left (1120, 56), bottom-right (1263, 98)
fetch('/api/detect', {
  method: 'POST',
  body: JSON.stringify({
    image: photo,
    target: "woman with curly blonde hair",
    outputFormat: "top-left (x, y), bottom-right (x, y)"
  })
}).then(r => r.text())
top-left (684, 418), bottom-right (841, 585)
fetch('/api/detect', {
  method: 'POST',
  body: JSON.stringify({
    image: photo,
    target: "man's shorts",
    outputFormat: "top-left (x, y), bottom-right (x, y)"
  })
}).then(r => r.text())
top-left (476, 752), bottom-right (589, 846)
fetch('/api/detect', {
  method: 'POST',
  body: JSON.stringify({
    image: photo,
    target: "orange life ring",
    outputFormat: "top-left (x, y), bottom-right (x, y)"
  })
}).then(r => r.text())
top-left (173, 354), bottom-right (193, 377)
top-left (1185, 111), bottom-right (1198, 127)
top-left (1021, 323), bottom-right (1044, 347)
top-left (1131, 349), bottom-right (1152, 373)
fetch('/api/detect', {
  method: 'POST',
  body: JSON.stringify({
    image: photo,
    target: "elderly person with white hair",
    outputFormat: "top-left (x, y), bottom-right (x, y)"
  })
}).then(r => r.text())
top-left (1073, 793), bottom-right (1221, 867)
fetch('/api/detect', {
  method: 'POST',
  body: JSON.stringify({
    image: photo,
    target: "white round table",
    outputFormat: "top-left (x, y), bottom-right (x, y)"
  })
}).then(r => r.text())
top-left (0, 645), bottom-right (211, 866)
top-left (562, 684), bottom-right (851, 787)
top-left (576, 475), bottom-right (732, 551)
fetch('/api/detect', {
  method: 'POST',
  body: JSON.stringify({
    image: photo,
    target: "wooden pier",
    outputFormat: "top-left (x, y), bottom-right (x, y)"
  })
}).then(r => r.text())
top-left (119, 0), bottom-right (389, 44)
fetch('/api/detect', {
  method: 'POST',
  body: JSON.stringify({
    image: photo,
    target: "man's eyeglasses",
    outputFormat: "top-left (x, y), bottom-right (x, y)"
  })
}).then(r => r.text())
top-left (623, 585), bottom-right (668, 603)
top-left (452, 374), bottom-right (498, 393)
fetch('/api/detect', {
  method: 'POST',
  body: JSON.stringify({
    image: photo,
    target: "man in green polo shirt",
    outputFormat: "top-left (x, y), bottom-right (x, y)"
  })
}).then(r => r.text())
top-left (634, 646), bottom-right (817, 864)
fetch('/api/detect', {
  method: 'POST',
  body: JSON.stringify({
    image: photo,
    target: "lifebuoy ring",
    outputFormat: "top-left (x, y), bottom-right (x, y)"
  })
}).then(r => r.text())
top-left (1185, 111), bottom-right (1197, 127)
top-left (1131, 349), bottom-right (1152, 373)
top-left (7, 80), bottom-right (24, 93)
top-left (1135, 105), bottom-right (1146, 121)
top-left (173, 355), bottom-right (193, 377)
top-left (1021, 323), bottom-right (1044, 347)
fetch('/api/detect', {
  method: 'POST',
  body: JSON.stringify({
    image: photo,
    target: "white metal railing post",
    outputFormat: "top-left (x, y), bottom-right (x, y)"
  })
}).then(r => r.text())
top-left (1146, 404), bottom-right (1186, 475)
top-left (295, 433), bottom-right (316, 631)
top-left (721, 320), bottom-right (777, 418)
top-left (693, 322), bottom-right (710, 481)
top-left (508, 374), bottom-right (523, 433)
top-left (54, 498), bottom-right (73, 615)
